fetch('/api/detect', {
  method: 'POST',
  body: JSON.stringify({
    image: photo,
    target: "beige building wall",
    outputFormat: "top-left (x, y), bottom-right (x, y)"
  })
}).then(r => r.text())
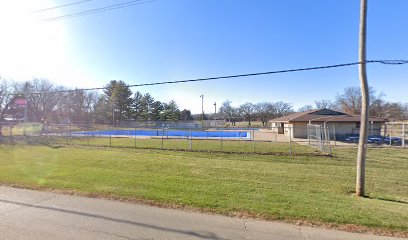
top-left (293, 122), bottom-right (308, 137)
top-left (270, 121), bottom-right (382, 139)
top-left (325, 122), bottom-right (382, 138)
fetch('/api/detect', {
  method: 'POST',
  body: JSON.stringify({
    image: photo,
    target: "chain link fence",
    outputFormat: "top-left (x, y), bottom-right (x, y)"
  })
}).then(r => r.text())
top-left (2, 121), bottom-right (406, 154)
top-left (325, 122), bottom-right (407, 148)
top-left (306, 124), bottom-right (332, 154)
top-left (382, 122), bottom-right (407, 147)
top-left (0, 122), bottom-right (331, 156)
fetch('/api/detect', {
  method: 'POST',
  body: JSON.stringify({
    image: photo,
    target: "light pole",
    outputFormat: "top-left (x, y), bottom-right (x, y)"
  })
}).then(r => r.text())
top-left (200, 94), bottom-right (204, 128)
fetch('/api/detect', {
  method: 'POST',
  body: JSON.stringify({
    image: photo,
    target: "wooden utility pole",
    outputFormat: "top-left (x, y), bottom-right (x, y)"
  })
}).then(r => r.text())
top-left (356, 0), bottom-right (369, 197)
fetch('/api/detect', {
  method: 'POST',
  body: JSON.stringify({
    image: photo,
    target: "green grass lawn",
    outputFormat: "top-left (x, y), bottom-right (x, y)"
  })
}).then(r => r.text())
top-left (0, 142), bottom-right (407, 235)
top-left (1, 123), bottom-right (43, 136)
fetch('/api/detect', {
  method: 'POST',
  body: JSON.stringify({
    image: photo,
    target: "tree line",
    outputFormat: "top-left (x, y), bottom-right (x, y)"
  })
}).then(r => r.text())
top-left (0, 79), bottom-right (188, 125)
top-left (0, 77), bottom-right (407, 126)
top-left (297, 86), bottom-right (408, 121)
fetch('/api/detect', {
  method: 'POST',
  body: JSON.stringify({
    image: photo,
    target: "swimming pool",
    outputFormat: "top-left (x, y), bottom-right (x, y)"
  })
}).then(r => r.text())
top-left (71, 129), bottom-right (250, 139)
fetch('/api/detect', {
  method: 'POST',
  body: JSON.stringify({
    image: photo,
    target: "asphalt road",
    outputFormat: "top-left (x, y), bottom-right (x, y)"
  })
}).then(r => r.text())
top-left (0, 186), bottom-right (403, 240)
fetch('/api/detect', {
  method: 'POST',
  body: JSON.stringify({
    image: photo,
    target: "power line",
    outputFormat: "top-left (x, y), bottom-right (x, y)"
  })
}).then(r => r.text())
top-left (10, 60), bottom-right (408, 95)
top-left (126, 60), bottom-right (408, 88)
top-left (31, 0), bottom-right (94, 13)
top-left (40, 0), bottom-right (158, 22)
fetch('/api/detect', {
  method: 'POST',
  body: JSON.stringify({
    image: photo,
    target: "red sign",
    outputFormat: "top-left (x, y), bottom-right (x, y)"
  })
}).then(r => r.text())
top-left (14, 98), bottom-right (27, 106)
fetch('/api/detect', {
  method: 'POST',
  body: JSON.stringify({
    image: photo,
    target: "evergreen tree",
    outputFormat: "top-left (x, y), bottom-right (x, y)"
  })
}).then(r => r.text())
top-left (132, 91), bottom-right (143, 120)
top-left (150, 101), bottom-right (164, 121)
top-left (180, 109), bottom-right (193, 121)
top-left (104, 80), bottom-right (133, 124)
top-left (139, 93), bottom-right (154, 123)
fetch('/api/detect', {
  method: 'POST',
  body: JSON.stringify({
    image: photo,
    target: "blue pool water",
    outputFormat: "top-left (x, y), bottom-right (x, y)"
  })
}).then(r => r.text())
top-left (71, 129), bottom-right (249, 139)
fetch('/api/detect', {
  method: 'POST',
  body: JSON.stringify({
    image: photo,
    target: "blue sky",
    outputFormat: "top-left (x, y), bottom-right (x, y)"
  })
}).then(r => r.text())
top-left (1, 0), bottom-right (407, 113)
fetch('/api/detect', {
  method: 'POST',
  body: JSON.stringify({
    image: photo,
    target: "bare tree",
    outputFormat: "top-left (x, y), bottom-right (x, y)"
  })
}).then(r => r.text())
top-left (93, 95), bottom-right (110, 124)
top-left (315, 99), bottom-right (334, 109)
top-left (255, 102), bottom-right (277, 127)
top-left (371, 101), bottom-right (406, 120)
top-left (14, 79), bottom-right (65, 122)
top-left (239, 102), bottom-right (256, 125)
top-left (297, 105), bottom-right (313, 112)
top-left (219, 100), bottom-right (235, 124)
top-left (0, 78), bottom-right (14, 137)
top-left (0, 78), bottom-right (13, 121)
top-left (274, 101), bottom-right (293, 117)
top-left (335, 86), bottom-right (382, 115)
top-left (404, 103), bottom-right (408, 119)
top-left (84, 91), bottom-right (99, 123)
top-left (335, 87), bottom-right (363, 115)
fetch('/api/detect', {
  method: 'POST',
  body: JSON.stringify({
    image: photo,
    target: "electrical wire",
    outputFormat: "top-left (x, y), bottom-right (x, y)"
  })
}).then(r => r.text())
top-left (40, 0), bottom-right (158, 22)
top-left (31, 0), bottom-right (94, 13)
top-left (12, 59), bottom-right (408, 95)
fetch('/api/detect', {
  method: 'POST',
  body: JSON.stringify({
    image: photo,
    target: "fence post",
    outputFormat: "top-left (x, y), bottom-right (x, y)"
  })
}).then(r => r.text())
top-left (86, 127), bottom-right (89, 146)
top-left (134, 126), bottom-right (137, 148)
top-left (333, 123), bottom-right (337, 146)
top-left (9, 125), bottom-right (13, 143)
top-left (322, 123), bottom-right (327, 153)
top-left (98, 127), bottom-right (101, 146)
top-left (402, 123), bottom-right (405, 148)
top-left (189, 128), bottom-right (192, 151)
top-left (23, 122), bottom-right (26, 137)
top-left (274, 126), bottom-right (277, 141)
top-left (161, 127), bottom-right (164, 150)
top-left (289, 126), bottom-right (292, 156)
top-left (69, 124), bottom-right (72, 145)
top-left (252, 128), bottom-right (255, 153)
top-left (384, 124), bottom-right (388, 137)
top-left (220, 128), bottom-right (223, 151)
top-left (326, 126), bottom-right (332, 154)
top-left (389, 125), bottom-right (392, 146)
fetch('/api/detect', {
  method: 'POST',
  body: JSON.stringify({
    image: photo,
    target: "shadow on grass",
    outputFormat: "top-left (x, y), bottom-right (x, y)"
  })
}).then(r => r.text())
top-left (68, 142), bottom-right (331, 158)
top-left (346, 190), bottom-right (408, 205)
top-left (37, 140), bottom-right (65, 149)
top-left (364, 195), bottom-right (408, 205)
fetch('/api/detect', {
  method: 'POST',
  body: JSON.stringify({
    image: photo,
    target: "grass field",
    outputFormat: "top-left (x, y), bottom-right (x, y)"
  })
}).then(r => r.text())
top-left (0, 123), bottom-right (43, 136)
top-left (0, 142), bottom-right (407, 235)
